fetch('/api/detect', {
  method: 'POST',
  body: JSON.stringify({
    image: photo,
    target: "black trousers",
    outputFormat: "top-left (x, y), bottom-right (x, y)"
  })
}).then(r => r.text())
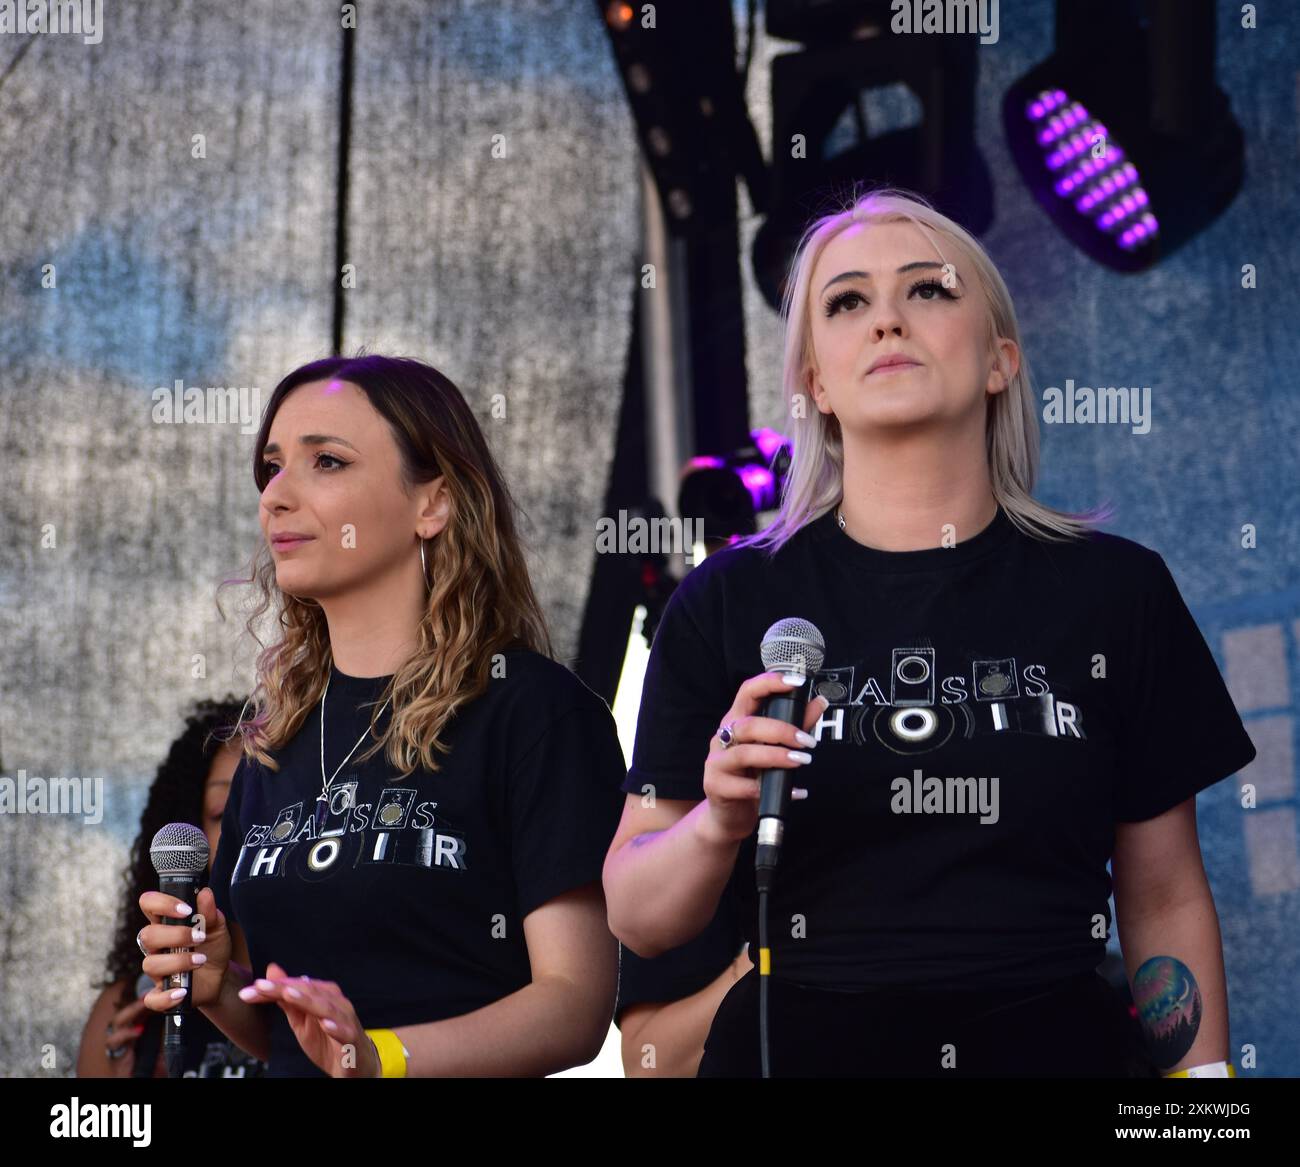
top-left (697, 967), bottom-right (1157, 1078)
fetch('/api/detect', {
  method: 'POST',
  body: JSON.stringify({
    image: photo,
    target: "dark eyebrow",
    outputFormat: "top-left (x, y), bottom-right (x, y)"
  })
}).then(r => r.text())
top-left (820, 261), bottom-right (964, 296)
top-left (262, 434), bottom-right (359, 457)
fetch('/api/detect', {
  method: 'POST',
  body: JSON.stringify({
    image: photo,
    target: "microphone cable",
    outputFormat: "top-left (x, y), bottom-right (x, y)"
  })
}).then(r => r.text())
top-left (758, 890), bottom-right (772, 1078)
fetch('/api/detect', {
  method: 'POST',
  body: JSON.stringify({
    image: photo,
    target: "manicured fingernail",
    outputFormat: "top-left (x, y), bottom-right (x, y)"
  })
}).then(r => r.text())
top-left (788, 750), bottom-right (813, 764)
top-left (285, 987), bottom-right (302, 1000)
top-left (323, 1019), bottom-right (338, 1032)
top-left (192, 953), bottom-right (206, 966)
top-left (793, 787), bottom-right (809, 800)
top-left (781, 673), bottom-right (806, 686)
top-left (238, 986), bottom-right (259, 1001)
top-left (169, 988), bottom-right (186, 1000)
top-left (191, 929), bottom-right (206, 944)
top-left (172, 903), bottom-right (192, 916)
top-left (794, 730), bottom-right (816, 747)
top-left (256, 979), bottom-right (275, 991)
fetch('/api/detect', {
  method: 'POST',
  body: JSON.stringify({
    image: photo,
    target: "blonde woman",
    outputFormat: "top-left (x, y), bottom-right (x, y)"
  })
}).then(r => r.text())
top-left (604, 189), bottom-right (1255, 1078)
top-left (137, 355), bottom-right (626, 1077)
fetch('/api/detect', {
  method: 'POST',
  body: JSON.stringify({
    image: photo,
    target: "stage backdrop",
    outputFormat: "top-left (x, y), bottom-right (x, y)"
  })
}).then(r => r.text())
top-left (1, 0), bottom-right (1296, 1078)
top-left (0, 0), bottom-right (638, 1077)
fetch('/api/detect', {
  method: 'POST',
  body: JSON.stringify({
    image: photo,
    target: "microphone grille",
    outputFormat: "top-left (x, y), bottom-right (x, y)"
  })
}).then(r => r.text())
top-left (759, 617), bottom-right (826, 677)
top-left (150, 822), bottom-right (210, 877)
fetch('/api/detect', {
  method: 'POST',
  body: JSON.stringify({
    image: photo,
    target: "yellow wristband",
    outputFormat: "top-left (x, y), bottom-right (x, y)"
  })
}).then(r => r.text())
top-left (365, 1028), bottom-right (410, 1078)
top-left (1163, 1062), bottom-right (1236, 1078)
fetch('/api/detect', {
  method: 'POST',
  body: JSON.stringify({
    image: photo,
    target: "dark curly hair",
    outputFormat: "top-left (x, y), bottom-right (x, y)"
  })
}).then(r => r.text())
top-left (98, 695), bottom-right (248, 1007)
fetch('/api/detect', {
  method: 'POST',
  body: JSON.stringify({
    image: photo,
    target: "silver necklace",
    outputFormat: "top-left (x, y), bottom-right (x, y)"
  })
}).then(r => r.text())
top-left (317, 670), bottom-right (391, 817)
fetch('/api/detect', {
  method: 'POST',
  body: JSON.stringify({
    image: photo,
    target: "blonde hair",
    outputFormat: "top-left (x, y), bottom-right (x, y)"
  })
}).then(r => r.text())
top-left (218, 354), bottom-right (553, 779)
top-left (737, 186), bottom-right (1114, 555)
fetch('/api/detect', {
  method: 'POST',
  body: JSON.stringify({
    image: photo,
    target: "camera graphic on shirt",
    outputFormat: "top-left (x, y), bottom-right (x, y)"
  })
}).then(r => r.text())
top-left (973, 658), bottom-right (1020, 700)
top-left (267, 805), bottom-right (299, 842)
top-left (373, 788), bottom-right (417, 829)
top-left (891, 647), bottom-right (935, 706)
top-left (813, 667), bottom-right (854, 705)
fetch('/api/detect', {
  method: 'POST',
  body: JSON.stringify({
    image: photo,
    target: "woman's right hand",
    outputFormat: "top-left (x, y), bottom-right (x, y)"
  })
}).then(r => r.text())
top-left (101, 992), bottom-right (151, 1077)
top-left (701, 671), bottom-right (829, 845)
top-left (137, 885), bottom-right (232, 1012)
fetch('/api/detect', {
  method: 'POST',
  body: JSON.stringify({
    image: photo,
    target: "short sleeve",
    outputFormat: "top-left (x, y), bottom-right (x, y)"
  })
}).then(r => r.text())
top-left (508, 701), bottom-right (628, 920)
top-left (614, 882), bottom-right (745, 1026)
top-left (207, 756), bottom-right (249, 928)
top-left (1112, 551), bottom-right (1256, 822)
top-left (622, 568), bottom-right (735, 802)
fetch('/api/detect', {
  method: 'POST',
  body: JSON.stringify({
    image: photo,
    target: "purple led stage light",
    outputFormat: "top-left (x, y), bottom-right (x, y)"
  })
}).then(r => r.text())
top-left (1002, 4), bottom-right (1243, 273)
top-left (1024, 87), bottom-right (1160, 254)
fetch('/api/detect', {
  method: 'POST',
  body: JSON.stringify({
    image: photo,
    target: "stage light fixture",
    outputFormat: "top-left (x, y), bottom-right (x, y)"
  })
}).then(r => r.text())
top-left (1003, 0), bottom-right (1244, 272)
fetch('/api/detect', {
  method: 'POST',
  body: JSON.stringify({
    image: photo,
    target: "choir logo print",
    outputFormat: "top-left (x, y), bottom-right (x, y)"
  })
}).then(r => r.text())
top-left (228, 779), bottom-right (469, 887)
top-left (810, 645), bottom-right (1088, 755)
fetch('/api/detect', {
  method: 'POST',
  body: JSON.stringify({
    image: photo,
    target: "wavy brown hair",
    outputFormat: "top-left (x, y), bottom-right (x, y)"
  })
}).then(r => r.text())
top-left (218, 354), bottom-right (554, 777)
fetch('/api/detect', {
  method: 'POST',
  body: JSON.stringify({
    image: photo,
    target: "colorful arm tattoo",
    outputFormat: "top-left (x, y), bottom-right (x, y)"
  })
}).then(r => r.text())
top-left (1133, 955), bottom-right (1202, 1068)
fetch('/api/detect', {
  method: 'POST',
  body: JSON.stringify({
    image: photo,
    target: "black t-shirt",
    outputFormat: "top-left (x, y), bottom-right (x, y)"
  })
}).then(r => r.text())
top-left (623, 504), bottom-right (1256, 992)
top-left (210, 648), bottom-right (627, 1077)
top-left (132, 1006), bottom-right (266, 1078)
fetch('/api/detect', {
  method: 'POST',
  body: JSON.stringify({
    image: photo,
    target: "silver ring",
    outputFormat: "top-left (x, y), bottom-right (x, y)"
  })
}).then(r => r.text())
top-left (136, 929), bottom-right (148, 957)
top-left (105, 1024), bottom-right (128, 1061)
top-left (717, 722), bottom-right (736, 749)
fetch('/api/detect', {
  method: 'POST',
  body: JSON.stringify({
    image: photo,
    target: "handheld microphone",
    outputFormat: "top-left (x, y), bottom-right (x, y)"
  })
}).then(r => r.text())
top-left (755, 618), bottom-right (826, 892)
top-left (149, 823), bottom-right (210, 1079)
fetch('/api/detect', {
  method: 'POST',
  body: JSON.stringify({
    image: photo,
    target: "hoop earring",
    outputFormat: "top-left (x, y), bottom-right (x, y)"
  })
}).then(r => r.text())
top-left (419, 536), bottom-right (431, 592)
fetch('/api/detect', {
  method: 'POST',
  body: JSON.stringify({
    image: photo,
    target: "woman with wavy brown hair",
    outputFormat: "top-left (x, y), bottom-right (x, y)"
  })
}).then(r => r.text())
top-left (136, 354), bottom-right (627, 1077)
